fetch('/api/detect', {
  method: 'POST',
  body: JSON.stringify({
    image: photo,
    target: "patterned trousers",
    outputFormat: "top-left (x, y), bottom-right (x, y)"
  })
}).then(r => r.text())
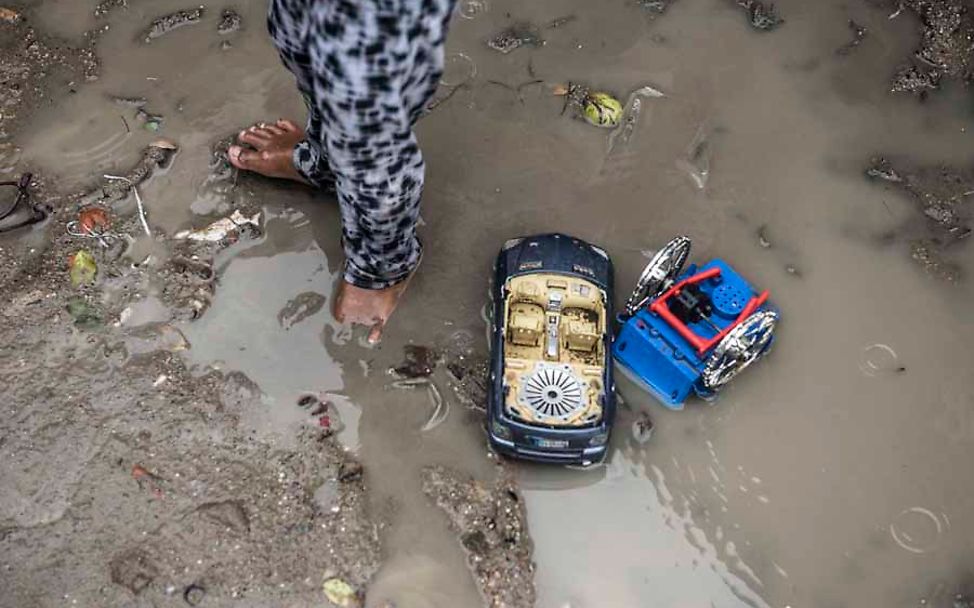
top-left (267, 0), bottom-right (456, 289)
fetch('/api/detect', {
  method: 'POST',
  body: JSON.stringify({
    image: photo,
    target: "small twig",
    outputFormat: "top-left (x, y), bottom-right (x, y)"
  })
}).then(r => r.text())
top-left (120, 115), bottom-right (130, 133)
top-left (103, 174), bottom-right (151, 236)
top-left (487, 79), bottom-right (516, 92)
top-left (423, 83), bottom-right (468, 116)
top-left (882, 200), bottom-right (893, 216)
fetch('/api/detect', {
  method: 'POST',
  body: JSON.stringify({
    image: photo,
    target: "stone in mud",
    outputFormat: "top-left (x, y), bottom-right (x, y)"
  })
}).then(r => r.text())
top-left (277, 291), bottom-right (326, 329)
top-left (735, 0), bottom-right (783, 31)
top-left (891, 63), bottom-right (942, 95)
top-left (142, 7), bottom-right (205, 44)
top-left (94, 0), bottom-right (127, 18)
top-left (338, 460), bottom-right (364, 483)
top-left (487, 23), bottom-right (544, 53)
top-left (421, 465), bottom-right (535, 608)
top-left (218, 8), bottom-right (242, 35)
top-left (836, 20), bottom-right (867, 56)
top-left (197, 499), bottom-right (250, 533)
top-left (109, 548), bottom-right (158, 594)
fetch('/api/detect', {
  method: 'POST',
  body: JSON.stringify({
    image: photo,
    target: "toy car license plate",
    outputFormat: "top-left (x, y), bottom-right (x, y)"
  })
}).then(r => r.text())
top-left (530, 436), bottom-right (569, 449)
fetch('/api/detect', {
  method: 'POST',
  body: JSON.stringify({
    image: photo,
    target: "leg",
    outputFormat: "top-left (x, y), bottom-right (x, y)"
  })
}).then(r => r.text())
top-left (305, 0), bottom-right (455, 341)
top-left (228, 0), bottom-right (336, 188)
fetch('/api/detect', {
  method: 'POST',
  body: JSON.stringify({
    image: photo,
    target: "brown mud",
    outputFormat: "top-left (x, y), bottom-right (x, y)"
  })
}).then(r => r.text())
top-left (1, 0), bottom-right (974, 607)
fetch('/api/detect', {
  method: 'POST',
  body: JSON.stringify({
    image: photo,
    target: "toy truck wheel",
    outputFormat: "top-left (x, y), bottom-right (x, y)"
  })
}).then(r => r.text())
top-left (624, 236), bottom-right (692, 317)
top-left (701, 310), bottom-right (778, 390)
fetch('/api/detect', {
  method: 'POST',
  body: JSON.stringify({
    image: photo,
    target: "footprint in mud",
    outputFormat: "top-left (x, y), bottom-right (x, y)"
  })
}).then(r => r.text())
top-left (277, 291), bottom-right (327, 330)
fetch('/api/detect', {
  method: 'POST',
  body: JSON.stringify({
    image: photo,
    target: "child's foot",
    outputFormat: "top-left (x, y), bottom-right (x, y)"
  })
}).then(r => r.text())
top-left (228, 119), bottom-right (309, 184)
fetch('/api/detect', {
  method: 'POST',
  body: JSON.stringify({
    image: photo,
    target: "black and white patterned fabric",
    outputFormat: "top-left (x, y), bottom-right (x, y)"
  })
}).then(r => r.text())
top-left (267, 0), bottom-right (456, 289)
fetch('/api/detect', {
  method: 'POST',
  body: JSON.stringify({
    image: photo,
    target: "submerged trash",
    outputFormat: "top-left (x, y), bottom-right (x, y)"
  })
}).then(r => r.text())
top-left (322, 577), bottom-right (358, 607)
top-left (392, 344), bottom-right (438, 378)
top-left (68, 250), bottom-right (98, 287)
top-left (142, 7), bottom-right (205, 43)
top-left (0, 7), bottom-right (20, 22)
top-left (836, 20), bottom-right (867, 56)
top-left (103, 174), bottom-right (152, 236)
top-left (487, 23), bottom-right (543, 53)
top-left (631, 411), bottom-right (655, 444)
top-left (66, 296), bottom-right (102, 328)
top-left (757, 224), bottom-right (772, 248)
top-left (217, 8), bottom-right (242, 35)
top-left (735, 0), bottom-right (782, 31)
top-left (136, 108), bottom-right (164, 131)
top-left (174, 209), bottom-right (261, 242)
top-left (131, 463), bottom-right (165, 499)
top-left (607, 84), bottom-right (667, 153)
top-left (0, 172), bottom-right (48, 233)
top-left (391, 377), bottom-right (450, 431)
top-left (554, 83), bottom-right (624, 128)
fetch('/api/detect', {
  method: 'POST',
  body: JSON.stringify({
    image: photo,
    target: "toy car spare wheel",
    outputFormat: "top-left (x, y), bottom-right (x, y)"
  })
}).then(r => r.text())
top-left (624, 235), bottom-right (691, 316)
top-left (701, 310), bottom-right (779, 390)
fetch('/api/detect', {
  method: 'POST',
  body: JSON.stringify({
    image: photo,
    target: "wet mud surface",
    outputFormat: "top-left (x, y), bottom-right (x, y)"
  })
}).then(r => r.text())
top-left (1, 0), bottom-right (974, 607)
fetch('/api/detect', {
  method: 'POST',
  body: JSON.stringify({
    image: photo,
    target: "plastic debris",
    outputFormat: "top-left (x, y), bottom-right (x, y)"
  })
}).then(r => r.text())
top-left (78, 206), bottom-right (111, 234)
top-left (174, 210), bottom-right (261, 242)
top-left (607, 84), bottom-right (666, 153)
top-left (323, 577), bottom-right (358, 607)
top-left (69, 250), bottom-right (98, 287)
top-left (149, 138), bottom-right (178, 151)
top-left (103, 174), bottom-right (152, 236)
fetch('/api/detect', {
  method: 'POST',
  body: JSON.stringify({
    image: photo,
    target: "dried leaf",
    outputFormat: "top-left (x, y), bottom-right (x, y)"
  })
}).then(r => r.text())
top-left (552, 83), bottom-right (569, 96)
top-left (0, 7), bottom-right (19, 22)
top-left (68, 250), bottom-right (98, 287)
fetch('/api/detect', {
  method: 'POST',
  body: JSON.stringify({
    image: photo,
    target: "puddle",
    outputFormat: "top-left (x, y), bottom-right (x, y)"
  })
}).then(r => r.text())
top-left (7, 0), bottom-right (974, 605)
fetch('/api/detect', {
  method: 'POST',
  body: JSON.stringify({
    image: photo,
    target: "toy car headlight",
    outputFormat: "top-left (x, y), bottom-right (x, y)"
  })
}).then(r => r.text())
top-left (491, 419), bottom-right (512, 440)
top-left (588, 432), bottom-right (609, 446)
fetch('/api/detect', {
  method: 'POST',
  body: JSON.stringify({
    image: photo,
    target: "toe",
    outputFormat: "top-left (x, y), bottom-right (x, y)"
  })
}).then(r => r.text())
top-left (263, 124), bottom-right (285, 136)
top-left (277, 119), bottom-right (302, 133)
top-left (239, 128), bottom-right (271, 148)
top-left (228, 145), bottom-right (261, 170)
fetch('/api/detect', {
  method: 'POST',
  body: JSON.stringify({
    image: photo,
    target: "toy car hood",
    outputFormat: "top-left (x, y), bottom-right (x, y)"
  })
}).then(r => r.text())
top-left (497, 233), bottom-right (612, 289)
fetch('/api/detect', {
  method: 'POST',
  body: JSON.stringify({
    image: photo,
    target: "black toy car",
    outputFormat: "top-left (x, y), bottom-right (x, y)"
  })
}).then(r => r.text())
top-left (486, 233), bottom-right (616, 466)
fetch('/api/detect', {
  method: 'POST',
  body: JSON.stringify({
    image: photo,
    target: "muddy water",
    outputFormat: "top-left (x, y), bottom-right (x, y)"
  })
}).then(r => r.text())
top-left (15, 0), bottom-right (974, 606)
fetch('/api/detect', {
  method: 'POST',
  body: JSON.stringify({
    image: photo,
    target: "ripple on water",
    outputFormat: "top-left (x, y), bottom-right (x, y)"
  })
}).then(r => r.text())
top-left (889, 507), bottom-right (947, 554)
top-left (455, 0), bottom-right (489, 19)
top-left (440, 53), bottom-right (476, 88)
top-left (858, 343), bottom-right (903, 377)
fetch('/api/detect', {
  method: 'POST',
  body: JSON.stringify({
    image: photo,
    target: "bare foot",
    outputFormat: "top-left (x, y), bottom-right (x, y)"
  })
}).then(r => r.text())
top-left (333, 276), bottom-right (415, 344)
top-left (228, 119), bottom-right (309, 184)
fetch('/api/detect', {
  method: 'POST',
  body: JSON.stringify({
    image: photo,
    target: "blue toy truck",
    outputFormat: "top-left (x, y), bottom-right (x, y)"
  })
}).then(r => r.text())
top-left (613, 236), bottom-right (779, 409)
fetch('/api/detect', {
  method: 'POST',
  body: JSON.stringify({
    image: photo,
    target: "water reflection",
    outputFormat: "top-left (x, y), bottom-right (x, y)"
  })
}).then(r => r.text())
top-left (519, 452), bottom-right (770, 608)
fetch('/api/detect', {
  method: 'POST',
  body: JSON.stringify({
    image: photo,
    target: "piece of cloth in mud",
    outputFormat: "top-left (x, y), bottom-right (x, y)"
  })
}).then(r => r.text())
top-left (266, 0), bottom-right (456, 289)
